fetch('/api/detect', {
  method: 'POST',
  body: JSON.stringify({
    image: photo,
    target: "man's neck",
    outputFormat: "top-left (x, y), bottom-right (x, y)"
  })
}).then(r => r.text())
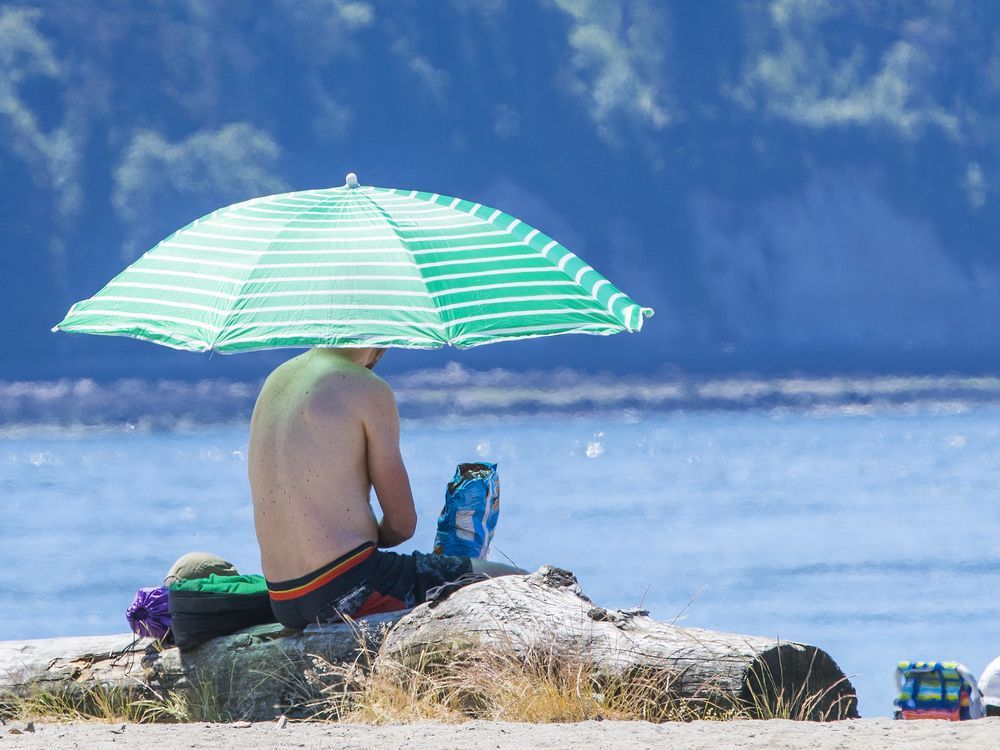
top-left (311, 347), bottom-right (371, 367)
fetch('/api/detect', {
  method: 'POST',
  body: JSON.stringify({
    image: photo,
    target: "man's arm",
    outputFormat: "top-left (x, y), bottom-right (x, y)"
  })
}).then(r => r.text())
top-left (363, 380), bottom-right (417, 548)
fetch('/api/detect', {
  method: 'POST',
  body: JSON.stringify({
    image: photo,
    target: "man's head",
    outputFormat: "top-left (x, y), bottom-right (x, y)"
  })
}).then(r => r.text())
top-left (365, 348), bottom-right (387, 370)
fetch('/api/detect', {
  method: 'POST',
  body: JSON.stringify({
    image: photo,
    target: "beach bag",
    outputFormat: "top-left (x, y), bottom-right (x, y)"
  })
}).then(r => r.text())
top-left (168, 574), bottom-right (277, 651)
top-left (125, 586), bottom-right (172, 641)
top-left (433, 462), bottom-right (499, 559)
top-left (894, 661), bottom-right (984, 720)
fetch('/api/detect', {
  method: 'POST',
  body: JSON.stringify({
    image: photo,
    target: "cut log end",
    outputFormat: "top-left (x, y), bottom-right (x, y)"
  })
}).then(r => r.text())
top-left (742, 643), bottom-right (859, 720)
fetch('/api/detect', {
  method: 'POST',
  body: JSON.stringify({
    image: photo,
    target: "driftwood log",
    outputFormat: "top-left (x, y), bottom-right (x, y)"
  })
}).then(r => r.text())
top-left (0, 566), bottom-right (857, 721)
top-left (0, 616), bottom-right (403, 721)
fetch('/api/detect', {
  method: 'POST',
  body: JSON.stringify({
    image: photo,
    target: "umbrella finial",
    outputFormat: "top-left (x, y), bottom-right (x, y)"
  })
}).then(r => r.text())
top-left (346, 172), bottom-right (359, 189)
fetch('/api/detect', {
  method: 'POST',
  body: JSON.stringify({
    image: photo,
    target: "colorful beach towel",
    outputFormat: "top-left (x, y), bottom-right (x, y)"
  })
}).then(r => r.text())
top-left (894, 661), bottom-right (984, 720)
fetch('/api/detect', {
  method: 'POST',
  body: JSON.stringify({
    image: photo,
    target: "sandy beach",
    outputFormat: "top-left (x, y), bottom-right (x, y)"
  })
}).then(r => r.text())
top-left (3, 718), bottom-right (1000, 749)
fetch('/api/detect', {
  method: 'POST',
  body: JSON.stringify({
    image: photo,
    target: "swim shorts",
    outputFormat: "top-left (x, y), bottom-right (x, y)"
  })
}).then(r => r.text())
top-left (266, 542), bottom-right (474, 628)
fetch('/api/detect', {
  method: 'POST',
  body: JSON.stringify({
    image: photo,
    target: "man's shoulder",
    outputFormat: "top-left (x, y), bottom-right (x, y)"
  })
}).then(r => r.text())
top-left (356, 370), bottom-right (395, 406)
top-left (319, 361), bottom-right (388, 386)
top-left (312, 363), bottom-right (393, 402)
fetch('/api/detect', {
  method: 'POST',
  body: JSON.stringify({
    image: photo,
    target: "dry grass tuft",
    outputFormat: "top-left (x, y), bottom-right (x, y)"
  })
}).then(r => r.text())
top-left (0, 684), bottom-right (190, 724)
top-left (0, 668), bottom-right (232, 725)
top-left (304, 637), bottom-right (741, 725)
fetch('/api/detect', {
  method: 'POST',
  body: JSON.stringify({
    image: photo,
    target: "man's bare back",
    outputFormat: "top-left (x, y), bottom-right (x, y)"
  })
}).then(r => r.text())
top-left (248, 347), bottom-right (416, 582)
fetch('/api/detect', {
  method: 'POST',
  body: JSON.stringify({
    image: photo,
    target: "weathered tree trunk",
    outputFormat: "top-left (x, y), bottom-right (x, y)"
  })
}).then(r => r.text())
top-left (0, 613), bottom-right (403, 721)
top-left (380, 566), bottom-right (857, 720)
top-left (0, 566), bottom-right (857, 721)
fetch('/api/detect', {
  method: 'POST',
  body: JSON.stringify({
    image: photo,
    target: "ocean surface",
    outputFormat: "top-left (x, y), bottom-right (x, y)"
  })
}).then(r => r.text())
top-left (3, 373), bottom-right (1000, 719)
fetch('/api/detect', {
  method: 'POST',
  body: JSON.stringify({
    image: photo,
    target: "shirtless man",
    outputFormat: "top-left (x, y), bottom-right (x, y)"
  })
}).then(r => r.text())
top-left (249, 347), bottom-right (519, 628)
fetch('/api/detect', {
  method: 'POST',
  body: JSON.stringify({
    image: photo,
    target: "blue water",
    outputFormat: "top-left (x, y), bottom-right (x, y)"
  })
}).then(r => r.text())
top-left (3, 404), bottom-right (1000, 719)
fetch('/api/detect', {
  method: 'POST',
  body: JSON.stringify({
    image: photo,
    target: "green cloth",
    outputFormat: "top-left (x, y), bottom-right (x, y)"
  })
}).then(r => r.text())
top-left (169, 574), bottom-right (268, 596)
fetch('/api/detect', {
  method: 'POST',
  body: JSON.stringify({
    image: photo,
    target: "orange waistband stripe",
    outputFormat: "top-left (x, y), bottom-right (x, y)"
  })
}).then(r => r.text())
top-left (267, 544), bottom-right (376, 601)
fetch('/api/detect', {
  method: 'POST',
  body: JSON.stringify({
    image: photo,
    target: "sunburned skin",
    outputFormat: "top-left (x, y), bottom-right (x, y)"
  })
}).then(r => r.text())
top-left (248, 347), bottom-right (417, 582)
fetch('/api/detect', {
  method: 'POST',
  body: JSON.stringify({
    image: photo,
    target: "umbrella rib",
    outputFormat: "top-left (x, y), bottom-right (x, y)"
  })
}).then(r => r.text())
top-left (354, 189), bottom-right (446, 341)
top-left (210, 189), bottom-right (344, 350)
top-left (389, 191), bottom-right (623, 325)
top-left (392, 189), bottom-right (652, 332)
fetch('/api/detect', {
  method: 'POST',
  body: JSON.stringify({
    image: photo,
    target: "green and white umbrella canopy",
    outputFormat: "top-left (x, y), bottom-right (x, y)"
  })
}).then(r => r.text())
top-left (55, 174), bottom-right (653, 352)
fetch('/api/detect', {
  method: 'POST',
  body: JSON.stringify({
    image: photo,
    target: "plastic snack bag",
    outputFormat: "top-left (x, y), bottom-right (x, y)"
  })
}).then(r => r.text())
top-left (433, 462), bottom-right (499, 559)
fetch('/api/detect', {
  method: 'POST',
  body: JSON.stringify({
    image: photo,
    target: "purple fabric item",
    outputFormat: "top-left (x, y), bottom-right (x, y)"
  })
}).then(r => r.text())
top-left (126, 586), bottom-right (171, 640)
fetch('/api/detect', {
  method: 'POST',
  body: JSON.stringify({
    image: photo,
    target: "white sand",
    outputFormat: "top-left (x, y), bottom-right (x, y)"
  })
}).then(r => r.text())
top-left (3, 718), bottom-right (1000, 749)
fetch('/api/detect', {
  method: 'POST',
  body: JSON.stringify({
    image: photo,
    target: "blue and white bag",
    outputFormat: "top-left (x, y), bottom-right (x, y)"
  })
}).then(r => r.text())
top-left (433, 462), bottom-right (499, 559)
top-left (894, 661), bottom-right (984, 720)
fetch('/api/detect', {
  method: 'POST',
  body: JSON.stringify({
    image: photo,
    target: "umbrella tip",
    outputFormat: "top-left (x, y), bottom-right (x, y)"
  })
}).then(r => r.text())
top-left (345, 172), bottom-right (359, 188)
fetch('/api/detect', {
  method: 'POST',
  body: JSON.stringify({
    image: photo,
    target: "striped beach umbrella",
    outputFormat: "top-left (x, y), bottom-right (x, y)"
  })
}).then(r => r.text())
top-left (54, 174), bottom-right (653, 352)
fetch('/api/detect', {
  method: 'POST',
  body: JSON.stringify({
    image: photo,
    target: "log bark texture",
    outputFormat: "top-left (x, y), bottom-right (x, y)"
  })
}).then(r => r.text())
top-left (0, 566), bottom-right (857, 721)
top-left (0, 614), bottom-right (404, 721)
top-left (381, 566), bottom-right (858, 720)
